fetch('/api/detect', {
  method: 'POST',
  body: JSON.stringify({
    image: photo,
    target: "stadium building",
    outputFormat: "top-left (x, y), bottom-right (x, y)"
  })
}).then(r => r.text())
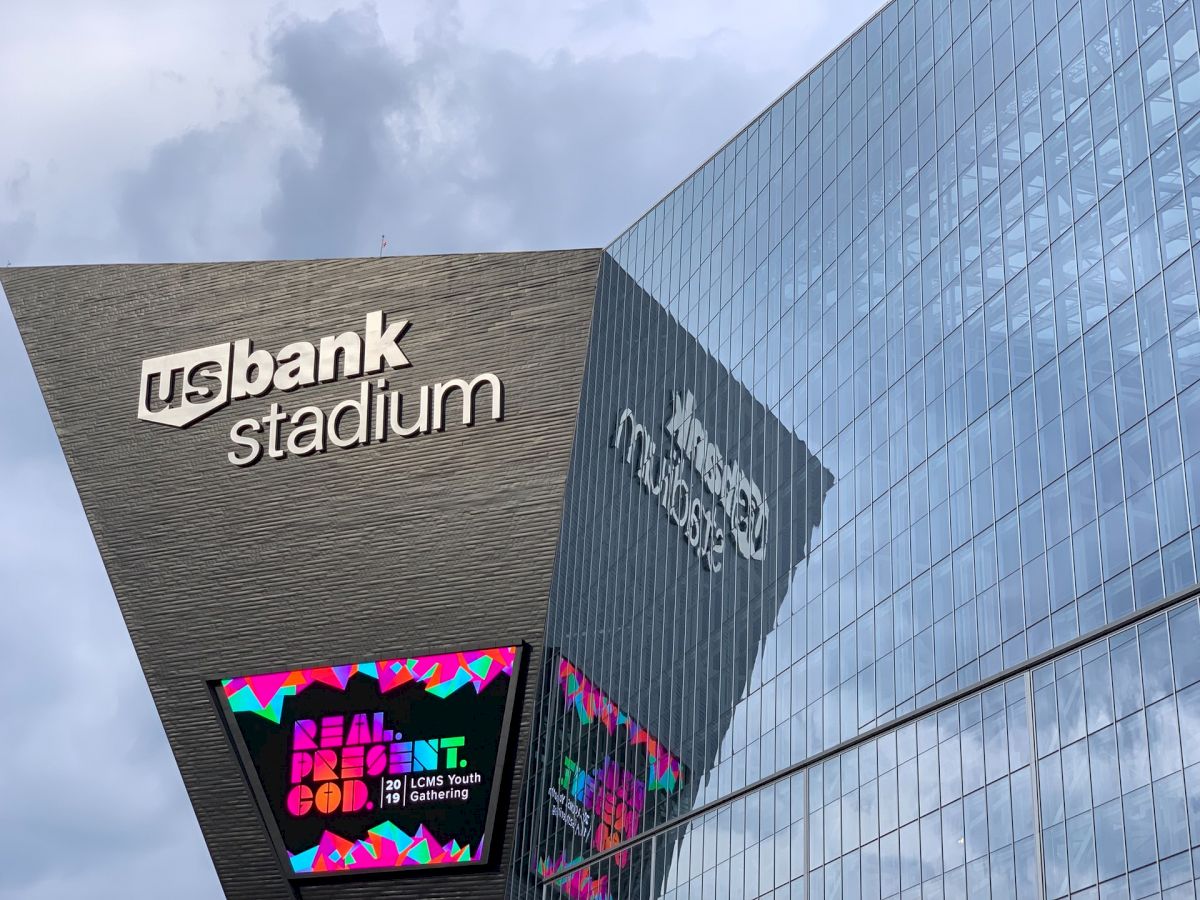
top-left (8, 0), bottom-right (1200, 897)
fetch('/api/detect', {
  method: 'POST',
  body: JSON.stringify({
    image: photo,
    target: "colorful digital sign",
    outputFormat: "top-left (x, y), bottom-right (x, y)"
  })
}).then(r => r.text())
top-left (536, 655), bottom-right (685, 900)
top-left (216, 645), bottom-right (522, 879)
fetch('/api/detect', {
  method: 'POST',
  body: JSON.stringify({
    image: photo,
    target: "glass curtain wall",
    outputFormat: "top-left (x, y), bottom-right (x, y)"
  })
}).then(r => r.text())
top-left (512, 0), bottom-right (1200, 896)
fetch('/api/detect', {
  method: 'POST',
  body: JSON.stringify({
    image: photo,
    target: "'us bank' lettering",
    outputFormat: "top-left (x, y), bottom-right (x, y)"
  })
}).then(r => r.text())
top-left (138, 311), bottom-right (412, 428)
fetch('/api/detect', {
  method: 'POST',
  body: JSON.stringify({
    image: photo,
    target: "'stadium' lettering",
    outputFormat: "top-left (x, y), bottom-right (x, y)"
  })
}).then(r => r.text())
top-left (227, 373), bottom-right (504, 467)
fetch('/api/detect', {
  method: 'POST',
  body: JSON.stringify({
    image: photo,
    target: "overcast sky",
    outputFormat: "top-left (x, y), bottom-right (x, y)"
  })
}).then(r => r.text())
top-left (0, 2), bottom-right (878, 896)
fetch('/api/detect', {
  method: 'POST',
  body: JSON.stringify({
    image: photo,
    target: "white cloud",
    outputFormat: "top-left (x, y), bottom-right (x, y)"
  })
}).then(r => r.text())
top-left (0, 1), bottom-right (885, 896)
top-left (0, 318), bottom-right (222, 898)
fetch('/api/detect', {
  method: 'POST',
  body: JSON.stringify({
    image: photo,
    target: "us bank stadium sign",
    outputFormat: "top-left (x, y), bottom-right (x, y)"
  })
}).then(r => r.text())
top-left (136, 311), bottom-right (504, 467)
top-left (611, 390), bottom-right (768, 573)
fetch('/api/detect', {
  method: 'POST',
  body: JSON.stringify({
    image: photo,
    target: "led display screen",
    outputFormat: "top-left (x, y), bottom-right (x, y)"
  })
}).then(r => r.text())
top-left (536, 654), bottom-right (685, 898)
top-left (216, 645), bottom-right (522, 878)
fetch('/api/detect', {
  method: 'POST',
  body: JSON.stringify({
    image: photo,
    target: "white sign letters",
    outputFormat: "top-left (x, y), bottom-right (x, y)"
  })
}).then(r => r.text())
top-left (137, 312), bottom-right (504, 467)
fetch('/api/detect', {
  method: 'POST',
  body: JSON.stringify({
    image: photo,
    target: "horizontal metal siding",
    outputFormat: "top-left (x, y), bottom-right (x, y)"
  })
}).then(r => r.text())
top-left (2, 250), bottom-right (601, 900)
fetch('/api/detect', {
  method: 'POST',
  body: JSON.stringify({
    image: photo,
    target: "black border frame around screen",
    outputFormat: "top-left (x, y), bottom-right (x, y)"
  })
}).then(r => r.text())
top-left (210, 642), bottom-right (526, 883)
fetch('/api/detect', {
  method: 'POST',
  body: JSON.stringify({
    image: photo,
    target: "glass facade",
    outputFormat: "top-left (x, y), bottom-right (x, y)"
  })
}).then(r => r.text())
top-left (512, 0), bottom-right (1200, 895)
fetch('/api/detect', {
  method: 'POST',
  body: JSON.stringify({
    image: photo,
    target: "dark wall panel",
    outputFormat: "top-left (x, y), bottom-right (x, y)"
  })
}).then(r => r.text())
top-left (2, 250), bottom-right (600, 900)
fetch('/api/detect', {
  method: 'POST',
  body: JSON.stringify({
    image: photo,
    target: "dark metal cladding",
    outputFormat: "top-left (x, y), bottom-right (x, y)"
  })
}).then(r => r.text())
top-left (509, 253), bottom-right (834, 899)
top-left (1, 250), bottom-right (601, 900)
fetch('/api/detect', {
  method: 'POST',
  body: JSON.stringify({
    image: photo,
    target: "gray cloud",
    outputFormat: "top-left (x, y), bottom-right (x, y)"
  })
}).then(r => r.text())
top-left (0, 300), bottom-right (223, 900)
top-left (263, 6), bottom-right (421, 259)
top-left (568, 0), bottom-right (653, 33)
top-left (116, 3), bottom-right (769, 262)
top-left (0, 302), bottom-right (66, 472)
top-left (118, 122), bottom-right (272, 264)
top-left (1, 166), bottom-right (35, 267)
top-left (0, 215), bottom-right (34, 268)
top-left (2, 5), bottom-right (775, 893)
top-left (1, 1), bottom-right (873, 896)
